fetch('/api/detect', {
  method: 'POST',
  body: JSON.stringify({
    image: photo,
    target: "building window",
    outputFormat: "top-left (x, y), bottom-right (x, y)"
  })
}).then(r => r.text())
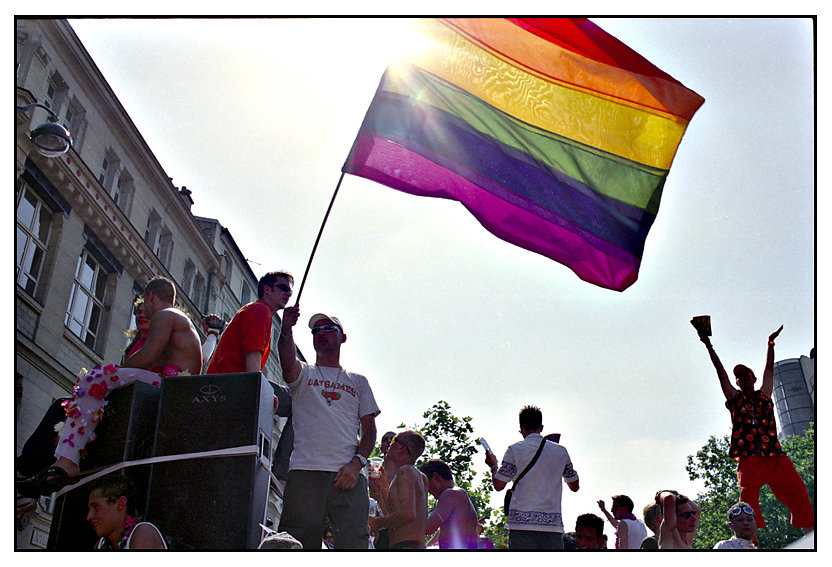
top-left (98, 151), bottom-right (119, 192)
top-left (144, 210), bottom-right (161, 250)
top-left (65, 249), bottom-right (108, 350)
top-left (113, 176), bottom-right (122, 206)
top-left (16, 183), bottom-right (52, 297)
top-left (43, 73), bottom-right (69, 120)
top-left (113, 170), bottom-right (135, 216)
top-left (156, 227), bottom-right (173, 268)
top-left (98, 158), bottom-right (108, 186)
top-left (193, 272), bottom-right (205, 311)
top-left (182, 260), bottom-right (195, 297)
top-left (241, 283), bottom-right (251, 305)
top-left (62, 105), bottom-right (73, 129)
top-left (44, 83), bottom-right (56, 110)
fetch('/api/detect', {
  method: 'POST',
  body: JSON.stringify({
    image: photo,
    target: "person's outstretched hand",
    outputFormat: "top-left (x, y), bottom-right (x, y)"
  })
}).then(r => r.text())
top-left (282, 304), bottom-right (300, 330)
top-left (769, 325), bottom-right (784, 343)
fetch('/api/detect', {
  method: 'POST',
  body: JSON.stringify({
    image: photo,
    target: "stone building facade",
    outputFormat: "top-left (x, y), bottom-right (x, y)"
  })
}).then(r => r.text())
top-left (15, 19), bottom-right (289, 548)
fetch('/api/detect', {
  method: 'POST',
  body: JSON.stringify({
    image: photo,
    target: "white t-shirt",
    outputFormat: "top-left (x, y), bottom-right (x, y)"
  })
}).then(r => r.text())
top-left (714, 536), bottom-right (757, 549)
top-left (494, 433), bottom-right (579, 533)
top-left (288, 363), bottom-right (380, 473)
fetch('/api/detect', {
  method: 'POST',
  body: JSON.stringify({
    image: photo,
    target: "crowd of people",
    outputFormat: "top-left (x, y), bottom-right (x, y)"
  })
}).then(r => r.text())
top-left (15, 272), bottom-right (814, 550)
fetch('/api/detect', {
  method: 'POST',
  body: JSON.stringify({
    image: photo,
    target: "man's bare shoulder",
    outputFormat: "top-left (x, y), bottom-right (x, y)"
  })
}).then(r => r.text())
top-left (394, 465), bottom-right (425, 490)
top-left (437, 486), bottom-right (462, 503)
top-left (398, 464), bottom-right (421, 480)
top-left (129, 523), bottom-right (166, 549)
top-left (152, 306), bottom-right (183, 320)
top-left (158, 307), bottom-right (195, 327)
top-left (167, 306), bottom-right (191, 319)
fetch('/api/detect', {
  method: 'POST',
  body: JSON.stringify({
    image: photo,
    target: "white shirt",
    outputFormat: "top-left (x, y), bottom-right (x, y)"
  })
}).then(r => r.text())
top-left (714, 536), bottom-right (757, 549)
top-left (288, 363), bottom-right (380, 472)
top-left (494, 433), bottom-right (579, 533)
top-left (620, 517), bottom-right (649, 548)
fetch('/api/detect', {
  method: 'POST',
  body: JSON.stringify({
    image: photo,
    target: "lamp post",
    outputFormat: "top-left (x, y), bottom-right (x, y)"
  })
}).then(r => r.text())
top-left (16, 102), bottom-right (73, 157)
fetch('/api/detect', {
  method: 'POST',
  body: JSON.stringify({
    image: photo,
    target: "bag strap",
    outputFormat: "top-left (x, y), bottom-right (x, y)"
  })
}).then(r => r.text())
top-left (511, 438), bottom-right (547, 489)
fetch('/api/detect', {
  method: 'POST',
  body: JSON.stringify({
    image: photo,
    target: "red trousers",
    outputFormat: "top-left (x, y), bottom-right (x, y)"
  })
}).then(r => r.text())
top-left (737, 454), bottom-right (814, 529)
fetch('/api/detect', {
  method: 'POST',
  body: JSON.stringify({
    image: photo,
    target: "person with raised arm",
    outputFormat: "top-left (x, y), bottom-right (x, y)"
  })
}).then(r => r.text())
top-left (276, 306), bottom-right (380, 549)
top-left (696, 322), bottom-right (813, 534)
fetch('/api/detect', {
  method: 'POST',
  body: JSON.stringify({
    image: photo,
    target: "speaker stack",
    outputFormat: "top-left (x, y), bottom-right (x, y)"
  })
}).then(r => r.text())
top-left (146, 372), bottom-right (273, 550)
top-left (47, 373), bottom-right (273, 550)
top-left (47, 381), bottom-right (158, 550)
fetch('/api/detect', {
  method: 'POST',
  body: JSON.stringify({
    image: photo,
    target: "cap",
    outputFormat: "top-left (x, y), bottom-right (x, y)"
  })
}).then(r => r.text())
top-left (309, 313), bottom-right (343, 332)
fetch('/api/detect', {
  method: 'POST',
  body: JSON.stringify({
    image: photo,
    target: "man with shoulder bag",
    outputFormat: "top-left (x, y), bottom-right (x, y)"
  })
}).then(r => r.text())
top-left (485, 405), bottom-right (580, 549)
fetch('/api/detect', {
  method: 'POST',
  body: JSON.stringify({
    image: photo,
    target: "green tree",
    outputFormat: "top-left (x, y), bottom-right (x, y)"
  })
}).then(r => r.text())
top-left (410, 401), bottom-right (488, 510)
top-left (686, 423), bottom-right (815, 549)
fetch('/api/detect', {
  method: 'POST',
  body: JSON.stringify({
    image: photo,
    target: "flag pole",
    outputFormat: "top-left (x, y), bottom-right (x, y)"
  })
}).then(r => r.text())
top-left (294, 171), bottom-right (346, 304)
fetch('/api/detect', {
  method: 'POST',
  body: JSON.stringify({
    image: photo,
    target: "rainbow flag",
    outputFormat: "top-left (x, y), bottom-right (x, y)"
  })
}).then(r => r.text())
top-left (343, 18), bottom-right (704, 291)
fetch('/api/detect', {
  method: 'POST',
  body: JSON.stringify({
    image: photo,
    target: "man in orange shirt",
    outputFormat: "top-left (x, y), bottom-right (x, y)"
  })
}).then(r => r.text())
top-left (206, 271), bottom-right (293, 374)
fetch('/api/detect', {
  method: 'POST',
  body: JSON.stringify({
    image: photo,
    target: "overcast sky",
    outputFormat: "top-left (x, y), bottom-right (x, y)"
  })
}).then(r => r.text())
top-left (60, 15), bottom-right (818, 541)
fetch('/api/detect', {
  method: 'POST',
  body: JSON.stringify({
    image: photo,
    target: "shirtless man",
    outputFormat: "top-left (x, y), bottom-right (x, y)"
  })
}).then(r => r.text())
top-left (122, 277), bottom-right (202, 374)
top-left (368, 431), bottom-right (428, 549)
top-left (19, 277), bottom-right (201, 496)
top-left (656, 490), bottom-right (700, 549)
top-left (420, 459), bottom-right (479, 549)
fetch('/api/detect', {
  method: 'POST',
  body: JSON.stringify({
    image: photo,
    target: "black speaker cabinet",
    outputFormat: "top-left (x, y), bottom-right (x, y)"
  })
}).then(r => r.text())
top-left (82, 381), bottom-right (161, 472)
top-left (46, 467), bottom-right (152, 550)
top-left (145, 455), bottom-right (270, 549)
top-left (146, 372), bottom-right (273, 549)
top-left (48, 381), bottom-right (160, 550)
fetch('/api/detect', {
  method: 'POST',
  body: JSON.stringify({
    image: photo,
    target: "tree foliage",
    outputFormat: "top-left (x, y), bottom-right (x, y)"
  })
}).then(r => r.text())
top-left (686, 423), bottom-right (815, 549)
top-left (409, 401), bottom-right (488, 510)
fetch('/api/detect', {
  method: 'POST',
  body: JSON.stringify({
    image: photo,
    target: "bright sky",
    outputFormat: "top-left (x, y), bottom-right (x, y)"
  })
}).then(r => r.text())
top-left (61, 15), bottom-right (817, 546)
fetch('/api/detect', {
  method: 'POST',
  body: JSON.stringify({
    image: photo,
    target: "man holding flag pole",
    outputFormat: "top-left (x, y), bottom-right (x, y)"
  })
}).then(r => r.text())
top-left (276, 305), bottom-right (380, 549)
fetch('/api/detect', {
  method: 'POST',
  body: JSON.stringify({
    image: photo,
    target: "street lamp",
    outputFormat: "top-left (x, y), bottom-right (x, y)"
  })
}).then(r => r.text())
top-left (16, 102), bottom-right (73, 157)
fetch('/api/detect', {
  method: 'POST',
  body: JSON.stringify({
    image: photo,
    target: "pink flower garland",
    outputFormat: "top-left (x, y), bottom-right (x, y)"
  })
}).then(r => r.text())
top-left (119, 515), bottom-right (140, 548)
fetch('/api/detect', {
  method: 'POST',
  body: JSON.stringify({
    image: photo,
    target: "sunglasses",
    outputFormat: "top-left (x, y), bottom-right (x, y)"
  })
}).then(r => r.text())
top-left (678, 511), bottom-right (697, 520)
top-left (311, 324), bottom-right (340, 335)
top-left (391, 436), bottom-right (410, 454)
top-left (270, 283), bottom-right (292, 293)
top-left (729, 505), bottom-right (755, 518)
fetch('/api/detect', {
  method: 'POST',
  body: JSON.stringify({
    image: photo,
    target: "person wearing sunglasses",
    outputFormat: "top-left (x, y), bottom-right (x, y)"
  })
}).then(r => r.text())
top-left (696, 324), bottom-right (814, 534)
top-left (713, 502), bottom-right (758, 549)
top-left (276, 307), bottom-right (381, 549)
top-left (368, 431), bottom-right (428, 549)
top-left (206, 271), bottom-right (293, 375)
top-left (655, 490), bottom-right (699, 549)
top-left (597, 494), bottom-right (649, 549)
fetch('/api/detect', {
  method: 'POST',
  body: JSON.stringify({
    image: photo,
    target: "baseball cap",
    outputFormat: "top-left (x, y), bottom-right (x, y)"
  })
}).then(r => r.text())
top-left (308, 313), bottom-right (343, 332)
